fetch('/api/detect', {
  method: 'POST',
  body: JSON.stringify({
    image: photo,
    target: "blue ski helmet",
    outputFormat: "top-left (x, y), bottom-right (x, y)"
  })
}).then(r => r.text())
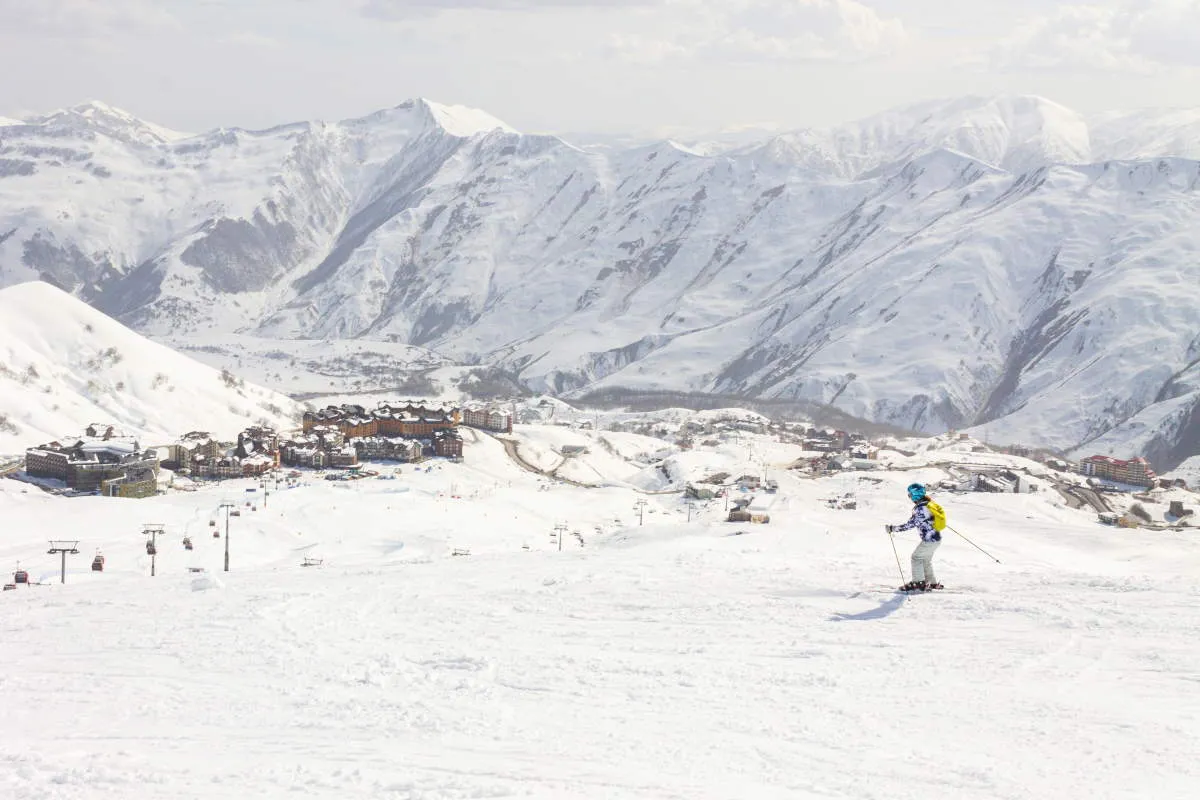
top-left (907, 483), bottom-right (927, 502)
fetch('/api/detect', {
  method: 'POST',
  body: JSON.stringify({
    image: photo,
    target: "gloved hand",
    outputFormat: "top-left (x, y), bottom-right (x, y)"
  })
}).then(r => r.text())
top-left (884, 524), bottom-right (895, 534)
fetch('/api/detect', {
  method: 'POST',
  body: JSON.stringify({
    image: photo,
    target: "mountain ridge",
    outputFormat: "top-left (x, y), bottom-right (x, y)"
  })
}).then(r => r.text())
top-left (1, 94), bottom-right (1198, 469)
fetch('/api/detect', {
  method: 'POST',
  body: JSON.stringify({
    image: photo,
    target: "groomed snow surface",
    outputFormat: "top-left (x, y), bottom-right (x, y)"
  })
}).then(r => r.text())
top-left (1, 429), bottom-right (1197, 799)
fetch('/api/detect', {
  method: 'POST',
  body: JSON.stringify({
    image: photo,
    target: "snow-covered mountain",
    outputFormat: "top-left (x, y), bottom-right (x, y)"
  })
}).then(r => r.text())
top-left (2, 95), bottom-right (1199, 469)
top-left (0, 281), bottom-right (299, 451)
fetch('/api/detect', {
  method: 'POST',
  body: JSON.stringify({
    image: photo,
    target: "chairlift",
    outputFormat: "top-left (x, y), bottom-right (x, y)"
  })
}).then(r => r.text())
top-left (91, 553), bottom-right (105, 572)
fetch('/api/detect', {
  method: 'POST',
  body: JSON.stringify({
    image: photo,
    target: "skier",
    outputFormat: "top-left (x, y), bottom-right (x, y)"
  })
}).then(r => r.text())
top-left (886, 482), bottom-right (945, 592)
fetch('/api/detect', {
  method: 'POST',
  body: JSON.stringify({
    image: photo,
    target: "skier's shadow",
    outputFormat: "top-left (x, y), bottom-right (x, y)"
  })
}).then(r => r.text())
top-left (830, 593), bottom-right (906, 621)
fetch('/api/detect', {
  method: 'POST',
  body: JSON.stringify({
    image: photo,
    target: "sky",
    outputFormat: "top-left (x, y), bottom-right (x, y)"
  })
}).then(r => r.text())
top-left (1, 0), bottom-right (1199, 137)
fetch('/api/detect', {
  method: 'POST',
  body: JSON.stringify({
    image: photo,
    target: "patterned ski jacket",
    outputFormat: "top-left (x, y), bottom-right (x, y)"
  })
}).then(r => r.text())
top-left (894, 500), bottom-right (941, 542)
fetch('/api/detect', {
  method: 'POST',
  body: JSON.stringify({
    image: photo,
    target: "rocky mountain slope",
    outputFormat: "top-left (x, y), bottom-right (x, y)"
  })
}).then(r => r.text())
top-left (1, 95), bottom-right (1198, 468)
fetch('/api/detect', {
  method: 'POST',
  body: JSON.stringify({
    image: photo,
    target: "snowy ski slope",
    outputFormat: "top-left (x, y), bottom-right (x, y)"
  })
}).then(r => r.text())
top-left (1, 428), bottom-right (1197, 799)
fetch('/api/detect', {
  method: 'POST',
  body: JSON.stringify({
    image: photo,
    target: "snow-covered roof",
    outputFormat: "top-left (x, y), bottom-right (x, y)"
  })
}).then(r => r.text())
top-left (79, 438), bottom-right (139, 456)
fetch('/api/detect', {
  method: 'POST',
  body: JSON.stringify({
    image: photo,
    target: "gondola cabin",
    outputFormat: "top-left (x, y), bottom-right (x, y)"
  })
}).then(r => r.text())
top-left (213, 529), bottom-right (220, 538)
top-left (231, 509), bottom-right (241, 517)
top-left (91, 554), bottom-right (105, 572)
top-left (13, 569), bottom-right (29, 584)
top-left (183, 537), bottom-right (193, 551)
top-left (145, 541), bottom-right (157, 556)
top-left (208, 519), bottom-right (216, 527)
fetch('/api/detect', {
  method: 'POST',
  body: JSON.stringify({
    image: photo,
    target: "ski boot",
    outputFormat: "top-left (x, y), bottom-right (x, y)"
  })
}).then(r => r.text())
top-left (900, 581), bottom-right (927, 593)
top-left (926, 583), bottom-right (944, 591)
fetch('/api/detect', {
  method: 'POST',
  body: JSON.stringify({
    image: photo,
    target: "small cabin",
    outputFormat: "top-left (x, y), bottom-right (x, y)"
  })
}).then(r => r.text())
top-left (91, 554), bottom-right (105, 572)
top-left (183, 537), bottom-right (193, 551)
top-left (13, 569), bottom-right (29, 584)
top-left (145, 541), bottom-right (157, 556)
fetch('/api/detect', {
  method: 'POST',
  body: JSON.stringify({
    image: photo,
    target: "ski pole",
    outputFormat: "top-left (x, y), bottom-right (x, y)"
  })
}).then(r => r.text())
top-left (947, 525), bottom-right (1000, 563)
top-left (885, 525), bottom-right (905, 583)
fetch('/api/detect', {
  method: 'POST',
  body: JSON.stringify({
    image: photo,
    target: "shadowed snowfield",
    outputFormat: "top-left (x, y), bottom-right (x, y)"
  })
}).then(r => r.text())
top-left (1, 430), bottom-right (1197, 799)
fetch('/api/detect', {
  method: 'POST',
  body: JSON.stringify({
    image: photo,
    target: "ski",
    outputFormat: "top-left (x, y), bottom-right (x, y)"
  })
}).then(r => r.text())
top-left (865, 585), bottom-right (968, 595)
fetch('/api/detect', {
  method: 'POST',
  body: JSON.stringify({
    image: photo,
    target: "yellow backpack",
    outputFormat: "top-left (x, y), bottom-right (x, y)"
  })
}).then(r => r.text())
top-left (926, 500), bottom-right (947, 531)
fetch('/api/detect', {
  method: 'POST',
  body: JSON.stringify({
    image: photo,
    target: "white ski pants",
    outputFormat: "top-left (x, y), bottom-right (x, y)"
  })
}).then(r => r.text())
top-left (911, 540), bottom-right (940, 583)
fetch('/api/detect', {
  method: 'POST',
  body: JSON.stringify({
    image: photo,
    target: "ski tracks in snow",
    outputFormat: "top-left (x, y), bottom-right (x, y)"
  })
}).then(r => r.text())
top-left (2, 522), bottom-right (1199, 798)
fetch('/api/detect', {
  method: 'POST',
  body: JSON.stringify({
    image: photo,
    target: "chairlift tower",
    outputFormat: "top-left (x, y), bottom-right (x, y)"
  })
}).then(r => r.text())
top-left (634, 498), bottom-right (648, 526)
top-left (217, 502), bottom-right (236, 572)
top-left (47, 540), bottom-right (80, 584)
top-left (552, 522), bottom-right (568, 552)
top-left (142, 524), bottom-right (166, 577)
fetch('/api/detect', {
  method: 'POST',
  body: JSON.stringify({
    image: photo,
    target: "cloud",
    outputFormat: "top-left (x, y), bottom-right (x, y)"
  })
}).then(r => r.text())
top-left (607, 0), bottom-right (907, 64)
top-left (1121, 0), bottom-right (1200, 66)
top-left (361, 0), bottom-right (662, 18)
top-left (0, 0), bottom-right (178, 37)
top-left (993, 0), bottom-right (1200, 72)
top-left (220, 31), bottom-right (283, 49)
